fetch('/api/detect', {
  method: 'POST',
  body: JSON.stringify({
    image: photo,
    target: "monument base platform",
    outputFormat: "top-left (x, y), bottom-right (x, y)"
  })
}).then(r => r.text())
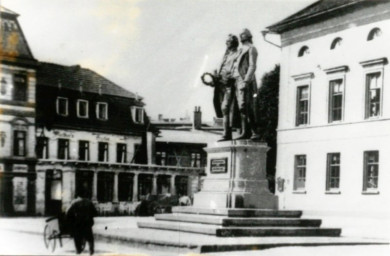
top-left (194, 191), bottom-right (278, 209)
top-left (193, 140), bottom-right (277, 209)
top-left (138, 206), bottom-right (341, 238)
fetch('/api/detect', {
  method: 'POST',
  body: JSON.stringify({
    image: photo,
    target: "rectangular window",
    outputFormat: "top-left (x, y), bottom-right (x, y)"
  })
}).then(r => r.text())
top-left (366, 72), bottom-right (382, 118)
top-left (37, 137), bottom-right (49, 159)
top-left (78, 140), bottom-right (90, 161)
top-left (13, 131), bottom-right (26, 156)
top-left (116, 143), bottom-right (127, 163)
top-left (156, 151), bottom-right (166, 166)
top-left (58, 139), bottom-right (69, 160)
top-left (326, 153), bottom-right (340, 191)
top-left (77, 100), bottom-right (89, 118)
top-left (96, 102), bottom-right (108, 120)
top-left (191, 153), bottom-right (201, 167)
top-left (329, 79), bottom-right (343, 122)
top-left (98, 142), bottom-right (109, 162)
top-left (13, 74), bottom-right (27, 101)
top-left (294, 155), bottom-right (306, 191)
top-left (296, 86), bottom-right (309, 126)
top-left (132, 144), bottom-right (144, 164)
top-left (363, 151), bottom-right (379, 191)
top-left (56, 97), bottom-right (68, 116)
top-left (131, 106), bottom-right (144, 124)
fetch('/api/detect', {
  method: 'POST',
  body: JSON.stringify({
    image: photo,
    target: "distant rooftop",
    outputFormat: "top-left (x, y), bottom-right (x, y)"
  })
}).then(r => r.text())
top-left (38, 62), bottom-right (141, 100)
top-left (0, 6), bottom-right (35, 63)
top-left (267, 0), bottom-right (380, 33)
top-left (0, 6), bottom-right (19, 16)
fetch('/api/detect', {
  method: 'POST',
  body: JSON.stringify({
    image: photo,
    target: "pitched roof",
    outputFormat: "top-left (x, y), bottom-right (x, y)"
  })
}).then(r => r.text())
top-left (38, 62), bottom-right (139, 99)
top-left (0, 7), bottom-right (36, 62)
top-left (267, 0), bottom-right (380, 33)
top-left (0, 6), bottom-right (19, 16)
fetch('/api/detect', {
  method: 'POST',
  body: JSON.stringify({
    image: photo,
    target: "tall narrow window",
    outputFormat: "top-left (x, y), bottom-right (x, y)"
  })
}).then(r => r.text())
top-left (37, 137), bottom-right (49, 159)
top-left (326, 153), bottom-right (340, 191)
top-left (13, 131), bottom-right (26, 156)
top-left (294, 155), bottom-right (306, 191)
top-left (56, 97), bottom-right (68, 116)
top-left (131, 106), bottom-right (144, 124)
top-left (329, 79), bottom-right (344, 122)
top-left (13, 74), bottom-right (27, 101)
top-left (58, 139), bottom-right (69, 160)
top-left (78, 140), bottom-right (90, 161)
top-left (296, 86), bottom-right (309, 126)
top-left (96, 102), bottom-right (108, 120)
top-left (366, 72), bottom-right (382, 118)
top-left (98, 142), bottom-right (109, 162)
top-left (363, 151), bottom-right (379, 191)
top-left (77, 100), bottom-right (89, 118)
top-left (116, 143), bottom-right (127, 163)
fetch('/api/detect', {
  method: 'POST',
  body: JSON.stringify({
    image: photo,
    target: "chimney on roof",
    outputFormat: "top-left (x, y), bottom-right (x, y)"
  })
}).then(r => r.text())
top-left (79, 81), bottom-right (83, 93)
top-left (193, 106), bottom-right (202, 130)
top-left (158, 114), bottom-right (163, 121)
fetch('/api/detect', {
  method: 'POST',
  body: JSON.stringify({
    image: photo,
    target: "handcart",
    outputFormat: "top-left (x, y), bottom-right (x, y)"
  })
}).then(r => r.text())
top-left (43, 215), bottom-right (85, 252)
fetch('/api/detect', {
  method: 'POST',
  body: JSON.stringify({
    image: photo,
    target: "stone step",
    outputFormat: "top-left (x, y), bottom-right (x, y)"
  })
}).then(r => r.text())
top-left (155, 213), bottom-right (322, 227)
top-left (172, 207), bottom-right (303, 218)
top-left (138, 221), bottom-right (341, 237)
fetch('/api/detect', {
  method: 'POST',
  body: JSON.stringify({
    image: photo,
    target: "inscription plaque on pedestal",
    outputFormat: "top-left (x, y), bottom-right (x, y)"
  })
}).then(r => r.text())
top-left (210, 158), bottom-right (227, 173)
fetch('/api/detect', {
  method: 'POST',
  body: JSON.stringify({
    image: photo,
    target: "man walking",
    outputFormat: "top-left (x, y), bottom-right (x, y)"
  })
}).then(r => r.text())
top-left (66, 193), bottom-right (98, 255)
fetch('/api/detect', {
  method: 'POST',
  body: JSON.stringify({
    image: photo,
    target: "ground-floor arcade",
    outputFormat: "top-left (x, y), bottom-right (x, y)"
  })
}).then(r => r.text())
top-left (35, 161), bottom-right (203, 216)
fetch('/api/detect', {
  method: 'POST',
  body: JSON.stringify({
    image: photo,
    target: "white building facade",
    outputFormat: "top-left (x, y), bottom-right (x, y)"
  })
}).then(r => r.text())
top-left (268, 0), bottom-right (390, 217)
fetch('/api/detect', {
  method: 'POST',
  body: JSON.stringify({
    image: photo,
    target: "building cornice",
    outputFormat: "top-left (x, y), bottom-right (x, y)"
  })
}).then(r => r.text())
top-left (323, 65), bottom-right (349, 74)
top-left (359, 57), bottom-right (388, 68)
top-left (291, 72), bottom-right (314, 81)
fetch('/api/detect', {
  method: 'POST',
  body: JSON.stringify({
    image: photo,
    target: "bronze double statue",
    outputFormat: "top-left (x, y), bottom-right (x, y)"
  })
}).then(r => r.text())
top-left (201, 29), bottom-right (261, 141)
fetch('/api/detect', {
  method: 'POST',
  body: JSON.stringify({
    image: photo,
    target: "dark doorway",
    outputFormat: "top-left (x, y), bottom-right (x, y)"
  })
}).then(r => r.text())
top-left (175, 176), bottom-right (188, 196)
top-left (45, 170), bottom-right (62, 216)
top-left (138, 174), bottom-right (152, 200)
top-left (75, 171), bottom-right (93, 199)
top-left (118, 173), bottom-right (133, 201)
top-left (157, 175), bottom-right (171, 195)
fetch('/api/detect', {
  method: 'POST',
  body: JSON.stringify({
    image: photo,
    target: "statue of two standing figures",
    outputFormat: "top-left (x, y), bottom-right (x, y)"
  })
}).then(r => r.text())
top-left (201, 28), bottom-right (261, 142)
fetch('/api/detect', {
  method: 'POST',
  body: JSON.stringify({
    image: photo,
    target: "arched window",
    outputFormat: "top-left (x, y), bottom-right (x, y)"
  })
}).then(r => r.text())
top-left (367, 28), bottom-right (382, 41)
top-left (298, 46), bottom-right (309, 57)
top-left (330, 37), bottom-right (342, 50)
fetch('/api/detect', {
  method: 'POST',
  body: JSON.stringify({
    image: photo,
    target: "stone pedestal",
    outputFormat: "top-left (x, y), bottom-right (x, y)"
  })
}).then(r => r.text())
top-left (193, 140), bottom-right (278, 209)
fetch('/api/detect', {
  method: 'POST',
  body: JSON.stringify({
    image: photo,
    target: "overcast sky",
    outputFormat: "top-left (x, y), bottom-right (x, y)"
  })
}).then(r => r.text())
top-left (3, 0), bottom-right (315, 122)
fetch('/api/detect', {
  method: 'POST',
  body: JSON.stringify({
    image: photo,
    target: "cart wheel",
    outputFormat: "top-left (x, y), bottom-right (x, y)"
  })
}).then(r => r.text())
top-left (43, 225), bottom-right (51, 249)
top-left (43, 225), bottom-right (57, 252)
top-left (49, 231), bottom-right (57, 252)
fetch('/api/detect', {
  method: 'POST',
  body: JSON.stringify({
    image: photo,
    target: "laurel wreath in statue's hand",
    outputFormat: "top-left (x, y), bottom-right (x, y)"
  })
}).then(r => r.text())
top-left (201, 72), bottom-right (215, 86)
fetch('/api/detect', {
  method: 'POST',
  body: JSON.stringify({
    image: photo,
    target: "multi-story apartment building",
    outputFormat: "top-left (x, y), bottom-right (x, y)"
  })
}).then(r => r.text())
top-left (267, 0), bottom-right (390, 217)
top-left (35, 62), bottom-right (155, 215)
top-left (0, 7), bottom-right (38, 216)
